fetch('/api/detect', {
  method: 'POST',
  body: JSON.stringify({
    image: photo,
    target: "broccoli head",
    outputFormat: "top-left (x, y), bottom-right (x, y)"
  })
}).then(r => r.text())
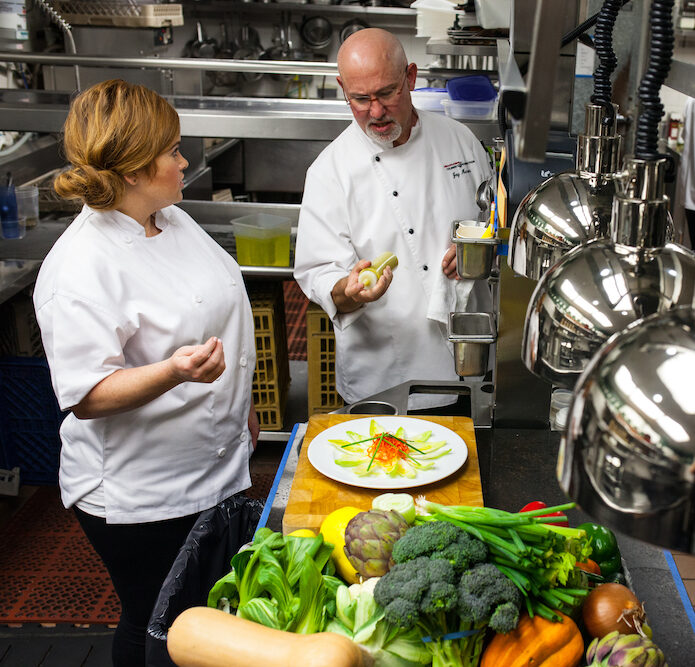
top-left (390, 521), bottom-right (488, 574)
top-left (457, 562), bottom-right (522, 633)
top-left (373, 556), bottom-right (458, 630)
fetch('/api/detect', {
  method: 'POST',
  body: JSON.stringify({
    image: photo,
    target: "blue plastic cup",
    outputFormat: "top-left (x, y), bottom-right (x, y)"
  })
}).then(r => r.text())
top-left (0, 185), bottom-right (24, 239)
top-left (1, 215), bottom-right (26, 240)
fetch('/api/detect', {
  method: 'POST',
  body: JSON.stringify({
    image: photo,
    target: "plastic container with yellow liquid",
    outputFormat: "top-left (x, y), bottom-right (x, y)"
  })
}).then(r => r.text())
top-left (231, 213), bottom-right (291, 267)
top-left (358, 252), bottom-right (398, 287)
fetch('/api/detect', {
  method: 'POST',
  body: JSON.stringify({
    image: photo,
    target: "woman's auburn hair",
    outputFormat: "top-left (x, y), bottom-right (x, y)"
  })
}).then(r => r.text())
top-left (54, 79), bottom-right (180, 210)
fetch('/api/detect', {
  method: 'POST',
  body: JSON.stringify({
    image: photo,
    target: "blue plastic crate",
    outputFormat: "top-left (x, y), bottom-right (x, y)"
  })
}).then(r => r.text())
top-left (0, 357), bottom-right (67, 485)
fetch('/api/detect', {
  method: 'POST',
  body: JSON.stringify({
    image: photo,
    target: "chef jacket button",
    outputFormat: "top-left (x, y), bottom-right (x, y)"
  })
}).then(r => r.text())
top-left (217, 447), bottom-right (227, 458)
top-left (240, 356), bottom-right (247, 367)
top-left (194, 295), bottom-right (203, 303)
top-left (392, 191), bottom-right (398, 197)
top-left (408, 228), bottom-right (414, 234)
top-left (123, 236), bottom-right (132, 244)
top-left (423, 265), bottom-right (428, 271)
top-left (240, 432), bottom-right (247, 441)
top-left (375, 156), bottom-right (380, 162)
top-left (231, 280), bottom-right (236, 287)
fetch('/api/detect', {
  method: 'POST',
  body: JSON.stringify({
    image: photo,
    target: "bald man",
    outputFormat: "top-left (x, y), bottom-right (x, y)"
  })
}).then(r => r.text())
top-left (294, 29), bottom-right (494, 411)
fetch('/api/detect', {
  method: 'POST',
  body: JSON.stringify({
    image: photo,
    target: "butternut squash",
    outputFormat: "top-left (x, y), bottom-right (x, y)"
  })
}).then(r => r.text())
top-left (167, 606), bottom-right (370, 667)
top-left (480, 611), bottom-right (583, 667)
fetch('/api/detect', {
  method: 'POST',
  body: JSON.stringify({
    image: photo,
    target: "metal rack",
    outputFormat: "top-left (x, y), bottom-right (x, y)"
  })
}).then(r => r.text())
top-left (52, 1), bottom-right (184, 27)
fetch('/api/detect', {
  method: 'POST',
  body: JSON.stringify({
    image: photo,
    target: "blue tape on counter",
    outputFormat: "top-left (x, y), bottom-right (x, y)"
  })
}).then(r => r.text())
top-left (421, 629), bottom-right (481, 643)
top-left (663, 549), bottom-right (695, 634)
top-left (497, 243), bottom-right (509, 256)
top-left (255, 422), bottom-right (298, 533)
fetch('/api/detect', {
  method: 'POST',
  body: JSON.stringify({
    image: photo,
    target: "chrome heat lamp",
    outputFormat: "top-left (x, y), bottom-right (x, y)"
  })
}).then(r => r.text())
top-left (521, 0), bottom-right (692, 390)
top-left (558, 306), bottom-right (695, 553)
top-left (508, 102), bottom-right (622, 281)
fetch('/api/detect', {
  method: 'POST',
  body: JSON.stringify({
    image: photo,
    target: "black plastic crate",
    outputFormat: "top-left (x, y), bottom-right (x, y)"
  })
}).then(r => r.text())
top-left (0, 357), bottom-right (66, 484)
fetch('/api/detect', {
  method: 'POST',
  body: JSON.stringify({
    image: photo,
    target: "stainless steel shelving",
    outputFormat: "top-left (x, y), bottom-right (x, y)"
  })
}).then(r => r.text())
top-left (0, 87), bottom-right (501, 143)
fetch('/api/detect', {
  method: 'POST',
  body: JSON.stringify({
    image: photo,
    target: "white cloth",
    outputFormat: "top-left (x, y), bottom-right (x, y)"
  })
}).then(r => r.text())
top-left (294, 110), bottom-right (493, 409)
top-left (681, 98), bottom-right (695, 212)
top-left (33, 204), bottom-right (256, 524)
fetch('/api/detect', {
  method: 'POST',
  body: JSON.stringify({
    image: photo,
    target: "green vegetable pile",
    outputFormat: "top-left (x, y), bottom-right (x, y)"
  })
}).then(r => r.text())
top-left (415, 498), bottom-right (592, 623)
top-left (372, 522), bottom-right (521, 667)
top-left (207, 527), bottom-right (343, 633)
top-left (326, 577), bottom-right (432, 667)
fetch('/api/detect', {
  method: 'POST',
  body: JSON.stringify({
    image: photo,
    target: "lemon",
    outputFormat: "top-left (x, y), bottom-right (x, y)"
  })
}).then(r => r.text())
top-left (319, 506), bottom-right (363, 584)
top-left (287, 528), bottom-right (317, 538)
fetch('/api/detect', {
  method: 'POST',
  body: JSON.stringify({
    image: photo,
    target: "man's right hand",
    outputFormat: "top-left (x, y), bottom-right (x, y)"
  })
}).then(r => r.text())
top-left (332, 259), bottom-right (394, 313)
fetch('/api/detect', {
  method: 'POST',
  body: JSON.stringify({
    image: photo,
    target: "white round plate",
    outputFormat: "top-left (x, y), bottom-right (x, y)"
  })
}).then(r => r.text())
top-left (306, 416), bottom-right (468, 490)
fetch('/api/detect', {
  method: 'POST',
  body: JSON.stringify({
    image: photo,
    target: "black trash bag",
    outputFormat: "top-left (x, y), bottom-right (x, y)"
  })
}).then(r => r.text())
top-left (146, 494), bottom-right (264, 667)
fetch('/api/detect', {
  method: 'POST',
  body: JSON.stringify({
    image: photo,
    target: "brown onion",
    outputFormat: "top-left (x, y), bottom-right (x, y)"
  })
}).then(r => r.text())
top-left (582, 583), bottom-right (647, 638)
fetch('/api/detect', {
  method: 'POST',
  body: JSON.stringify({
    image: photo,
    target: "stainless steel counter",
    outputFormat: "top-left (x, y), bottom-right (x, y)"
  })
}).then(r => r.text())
top-left (0, 201), bottom-right (302, 304)
top-left (0, 258), bottom-right (42, 304)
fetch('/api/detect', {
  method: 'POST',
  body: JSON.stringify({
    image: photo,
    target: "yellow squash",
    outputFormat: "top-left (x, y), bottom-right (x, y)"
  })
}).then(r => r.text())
top-left (167, 606), bottom-right (368, 667)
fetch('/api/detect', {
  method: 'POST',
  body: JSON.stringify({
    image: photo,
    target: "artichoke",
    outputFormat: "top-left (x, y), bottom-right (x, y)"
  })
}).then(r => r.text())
top-left (586, 631), bottom-right (668, 667)
top-left (343, 509), bottom-right (409, 578)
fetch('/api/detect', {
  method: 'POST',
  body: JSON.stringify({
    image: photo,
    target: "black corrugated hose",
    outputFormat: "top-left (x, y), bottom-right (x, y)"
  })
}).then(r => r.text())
top-left (634, 0), bottom-right (675, 160)
top-left (497, 0), bottom-right (632, 136)
top-left (590, 0), bottom-right (622, 124)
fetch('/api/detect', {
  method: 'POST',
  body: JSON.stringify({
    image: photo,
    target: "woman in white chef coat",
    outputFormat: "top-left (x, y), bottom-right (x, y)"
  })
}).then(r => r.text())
top-left (33, 79), bottom-right (259, 667)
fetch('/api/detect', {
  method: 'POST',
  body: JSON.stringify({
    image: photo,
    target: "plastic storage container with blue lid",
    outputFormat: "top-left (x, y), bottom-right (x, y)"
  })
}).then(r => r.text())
top-left (411, 87), bottom-right (447, 112)
top-left (446, 75), bottom-right (497, 102)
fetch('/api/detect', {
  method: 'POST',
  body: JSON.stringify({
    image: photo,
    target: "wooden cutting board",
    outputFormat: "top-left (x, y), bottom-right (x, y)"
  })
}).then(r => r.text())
top-left (282, 414), bottom-right (483, 535)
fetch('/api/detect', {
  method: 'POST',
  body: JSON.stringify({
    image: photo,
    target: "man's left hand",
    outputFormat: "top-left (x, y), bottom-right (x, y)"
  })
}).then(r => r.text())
top-left (442, 244), bottom-right (459, 280)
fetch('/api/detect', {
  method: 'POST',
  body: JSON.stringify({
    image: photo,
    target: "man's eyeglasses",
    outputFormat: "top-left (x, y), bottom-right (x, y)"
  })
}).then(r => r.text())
top-left (344, 67), bottom-right (409, 112)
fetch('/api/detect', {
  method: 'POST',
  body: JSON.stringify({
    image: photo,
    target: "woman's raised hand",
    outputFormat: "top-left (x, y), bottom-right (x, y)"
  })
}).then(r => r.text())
top-left (169, 336), bottom-right (226, 383)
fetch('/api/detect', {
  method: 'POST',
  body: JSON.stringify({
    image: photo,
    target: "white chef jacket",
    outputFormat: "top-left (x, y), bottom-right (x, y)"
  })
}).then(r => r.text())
top-left (294, 110), bottom-right (493, 409)
top-left (33, 204), bottom-right (256, 524)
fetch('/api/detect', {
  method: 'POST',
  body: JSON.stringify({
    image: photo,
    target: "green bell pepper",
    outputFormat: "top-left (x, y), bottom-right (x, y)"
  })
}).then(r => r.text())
top-left (577, 522), bottom-right (622, 576)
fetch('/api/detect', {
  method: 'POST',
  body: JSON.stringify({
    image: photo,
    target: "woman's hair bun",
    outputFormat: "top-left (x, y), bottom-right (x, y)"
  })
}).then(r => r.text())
top-left (54, 164), bottom-right (125, 211)
top-left (55, 79), bottom-right (180, 211)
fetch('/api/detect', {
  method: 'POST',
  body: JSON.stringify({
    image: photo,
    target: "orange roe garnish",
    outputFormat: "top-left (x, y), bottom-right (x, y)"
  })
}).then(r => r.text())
top-left (367, 433), bottom-right (409, 465)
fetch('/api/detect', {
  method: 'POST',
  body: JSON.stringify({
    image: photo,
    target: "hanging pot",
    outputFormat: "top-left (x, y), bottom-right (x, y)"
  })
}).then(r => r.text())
top-left (339, 18), bottom-right (369, 44)
top-left (190, 21), bottom-right (217, 58)
top-left (233, 25), bottom-right (264, 83)
top-left (300, 16), bottom-right (333, 50)
top-left (215, 23), bottom-right (237, 87)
